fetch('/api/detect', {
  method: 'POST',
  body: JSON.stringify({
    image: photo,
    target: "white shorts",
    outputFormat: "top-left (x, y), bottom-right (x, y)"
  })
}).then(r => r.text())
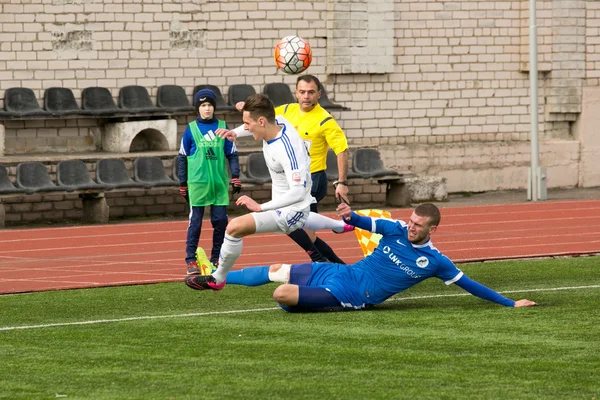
top-left (251, 206), bottom-right (310, 234)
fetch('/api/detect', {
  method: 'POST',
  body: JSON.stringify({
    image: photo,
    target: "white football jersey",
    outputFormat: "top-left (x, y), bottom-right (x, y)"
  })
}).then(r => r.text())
top-left (262, 115), bottom-right (314, 211)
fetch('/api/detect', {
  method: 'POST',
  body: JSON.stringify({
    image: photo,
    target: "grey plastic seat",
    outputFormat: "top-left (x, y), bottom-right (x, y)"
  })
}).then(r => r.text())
top-left (325, 149), bottom-right (360, 181)
top-left (4, 88), bottom-right (51, 117)
top-left (0, 165), bottom-right (24, 195)
top-left (263, 83), bottom-right (295, 107)
top-left (57, 160), bottom-right (111, 192)
top-left (44, 88), bottom-right (91, 117)
top-left (157, 85), bottom-right (194, 113)
top-left (118, 85), bottom-right (159, 113)
top-left (228, 84), bottom-right (256, 106)
top-left (133, 157), bottom-right (177, 188)
top-left (319, 86), bottom-right (348, 111)
top-left (352, 149), bottom-right (399, 179)
top-left (96, 158), bottom-right (145, 189)
top-left (193, 84), bottom-right (234, 111)
top-left (16, 162), bottom-right (63, 194)
top-left (172, 155), bottom-right (181, 184)
top-left (245, 153), bottom-right (272, 184)
top-left (82, 87), bottom-right (128, 116)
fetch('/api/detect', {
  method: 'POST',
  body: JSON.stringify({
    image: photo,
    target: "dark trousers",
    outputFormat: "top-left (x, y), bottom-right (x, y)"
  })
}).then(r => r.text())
top-left (185, 205), bottom-right (228, 265)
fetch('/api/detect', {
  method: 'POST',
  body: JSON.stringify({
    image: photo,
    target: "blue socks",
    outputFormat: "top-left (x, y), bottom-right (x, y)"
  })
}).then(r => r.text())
top-left (226, 266), bottom-right (271, 286)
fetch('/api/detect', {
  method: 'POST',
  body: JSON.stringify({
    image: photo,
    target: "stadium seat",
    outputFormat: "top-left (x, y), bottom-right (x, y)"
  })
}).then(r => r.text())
top-left (172, 155), bottom-right (181, 183)
top-left (318, 86), bottom-right (348, 111)
top-left (96, 158), bottom-right (145, 189)
top-left (0, 165), bottom-right (24, 195)
top-left (192, 84), bottom-right (234, 111)
top-left (156, 85), bottom-right (194, 113)
top-left (44, 88), bottom-right (91, 117)
top-left (245, 153), bottom-right (272, 184)
top-left (82, 87), bottom-right (127, 116)
top-left (263, 83), bottom-right (295, 107)
top-left (16, 162), bottom-right (63, 194)
top-left (4, 88), bottom-right (51, 117)
top-left (118, 85), bottom-right (159, 113)
top-left (352, 149), bottom-right (399, 179)
top-left (57, 160), bottom-right (111, 192)
top-left (325, 149), bottom-right (361, 181)
top-left (133, 157), bottom-right (177, 188)
top-left (228, 84), bottom-right (256, 107)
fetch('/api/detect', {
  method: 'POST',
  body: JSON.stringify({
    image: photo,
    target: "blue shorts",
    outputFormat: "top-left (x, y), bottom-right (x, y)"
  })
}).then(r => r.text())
top-left (290, 262), bottom-right (368, 310)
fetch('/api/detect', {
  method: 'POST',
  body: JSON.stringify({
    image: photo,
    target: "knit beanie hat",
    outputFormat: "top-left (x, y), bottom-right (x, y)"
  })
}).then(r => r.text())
top-left (194, 88), bottom-right (217, 109)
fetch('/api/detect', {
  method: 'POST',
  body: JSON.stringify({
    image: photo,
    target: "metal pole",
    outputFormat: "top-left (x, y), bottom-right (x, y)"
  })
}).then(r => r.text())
top-left (529, 0), bottom-right (539, 201)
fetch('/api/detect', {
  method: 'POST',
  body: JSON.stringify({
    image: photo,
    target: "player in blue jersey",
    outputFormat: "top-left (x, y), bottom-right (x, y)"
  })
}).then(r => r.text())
top-left (224, 202), bottom-right (537, 311)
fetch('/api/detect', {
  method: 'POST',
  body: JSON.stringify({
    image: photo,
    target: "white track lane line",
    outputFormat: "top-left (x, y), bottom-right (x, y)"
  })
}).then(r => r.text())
top-left (1, 284), bottom-right (599, 332)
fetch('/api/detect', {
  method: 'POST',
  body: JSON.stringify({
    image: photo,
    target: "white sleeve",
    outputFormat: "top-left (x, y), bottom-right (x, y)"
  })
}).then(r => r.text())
top-left (261, 186), bottom-right (305, 211)
top-left (233, 125), bottom-right (253, 138)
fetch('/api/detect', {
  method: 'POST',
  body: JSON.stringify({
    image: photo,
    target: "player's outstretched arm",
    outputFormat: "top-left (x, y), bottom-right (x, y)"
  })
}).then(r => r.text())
top-left (454, 275), bottom-right (536, 307)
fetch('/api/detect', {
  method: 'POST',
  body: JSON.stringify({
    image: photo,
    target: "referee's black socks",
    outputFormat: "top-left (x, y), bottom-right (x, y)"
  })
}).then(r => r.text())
top-left (314, 237), bottom-right (346, 264)
top-left (288, 229), bottom-right (328, 262)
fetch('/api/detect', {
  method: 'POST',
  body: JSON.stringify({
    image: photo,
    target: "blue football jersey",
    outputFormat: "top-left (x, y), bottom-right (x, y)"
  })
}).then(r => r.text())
top-left (315, 218), bottom-right (463, 309)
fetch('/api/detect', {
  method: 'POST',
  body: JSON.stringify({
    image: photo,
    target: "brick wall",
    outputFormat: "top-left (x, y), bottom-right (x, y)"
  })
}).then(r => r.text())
top-left (2, 0), bottom-right (600, 193)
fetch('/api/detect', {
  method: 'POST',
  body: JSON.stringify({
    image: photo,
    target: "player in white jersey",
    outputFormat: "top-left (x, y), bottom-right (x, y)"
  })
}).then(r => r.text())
top-left (185, 94), bottom-right (352, 291)
top-left (224, 203), bottom-right (537, 311)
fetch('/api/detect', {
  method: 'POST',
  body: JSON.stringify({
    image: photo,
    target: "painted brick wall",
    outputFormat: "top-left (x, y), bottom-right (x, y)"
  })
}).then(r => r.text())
top-left (1, 0), bottom-right (600, 192)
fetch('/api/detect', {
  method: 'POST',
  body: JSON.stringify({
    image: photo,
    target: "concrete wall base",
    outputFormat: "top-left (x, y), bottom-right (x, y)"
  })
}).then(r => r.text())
top-left (102, 119), bottom-right (177, 153)
top-left (81, 193), bottom-right (109, 224)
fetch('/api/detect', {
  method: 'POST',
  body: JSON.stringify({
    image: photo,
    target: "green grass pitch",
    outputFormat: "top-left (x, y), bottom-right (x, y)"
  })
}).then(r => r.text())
top-left (1, 256), bottom-right (599, 399)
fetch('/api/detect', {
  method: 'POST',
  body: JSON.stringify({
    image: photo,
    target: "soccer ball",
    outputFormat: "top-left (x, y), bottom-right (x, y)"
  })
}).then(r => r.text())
top-left (274, 36), bottom-right (312, 74)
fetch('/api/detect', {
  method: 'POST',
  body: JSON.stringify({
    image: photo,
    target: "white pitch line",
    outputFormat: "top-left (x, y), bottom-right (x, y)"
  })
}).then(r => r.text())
top-left (0, 307), bottom-right (280, 332)
top-left (1, 284), bottom-right (599, 332)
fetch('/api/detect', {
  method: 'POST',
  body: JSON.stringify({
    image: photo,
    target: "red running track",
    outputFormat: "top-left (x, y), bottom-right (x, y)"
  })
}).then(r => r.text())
top-left (1, 199), bottom-right (599, 295)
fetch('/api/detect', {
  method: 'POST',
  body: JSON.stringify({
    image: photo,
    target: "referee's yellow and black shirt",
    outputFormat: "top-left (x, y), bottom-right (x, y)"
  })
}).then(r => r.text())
top-left (275, 103), bottom-right (348, 174)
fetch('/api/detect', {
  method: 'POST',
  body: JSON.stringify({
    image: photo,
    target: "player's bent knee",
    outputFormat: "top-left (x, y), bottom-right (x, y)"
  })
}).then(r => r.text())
top-left (273, 284), bottom-right (298, 306)
top-left (225, 215), bottom-right (255, 238)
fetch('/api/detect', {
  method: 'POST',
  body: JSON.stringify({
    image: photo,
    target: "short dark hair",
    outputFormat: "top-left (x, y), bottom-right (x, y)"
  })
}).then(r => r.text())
top-left (414, 203), bottom-right (441, 227)
top-left (242, 93), bottom-right (276, 124)
top-left (296, 74), bottom-right (322, 91)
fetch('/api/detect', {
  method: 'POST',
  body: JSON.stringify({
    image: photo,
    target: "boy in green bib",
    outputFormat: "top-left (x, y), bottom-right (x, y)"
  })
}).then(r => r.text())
top-left (177, 89), bottom-right (242, 275)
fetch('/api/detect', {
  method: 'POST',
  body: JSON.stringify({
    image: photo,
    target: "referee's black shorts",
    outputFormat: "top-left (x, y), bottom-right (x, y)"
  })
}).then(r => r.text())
top-left (310, 170), bottom-right (327, 213)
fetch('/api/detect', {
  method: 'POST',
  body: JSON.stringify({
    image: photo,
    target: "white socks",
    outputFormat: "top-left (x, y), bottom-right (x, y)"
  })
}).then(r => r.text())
top-left (212, 233), bottom-right (243, 284)
top-left (304, 212), bottom-right (346, 231)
